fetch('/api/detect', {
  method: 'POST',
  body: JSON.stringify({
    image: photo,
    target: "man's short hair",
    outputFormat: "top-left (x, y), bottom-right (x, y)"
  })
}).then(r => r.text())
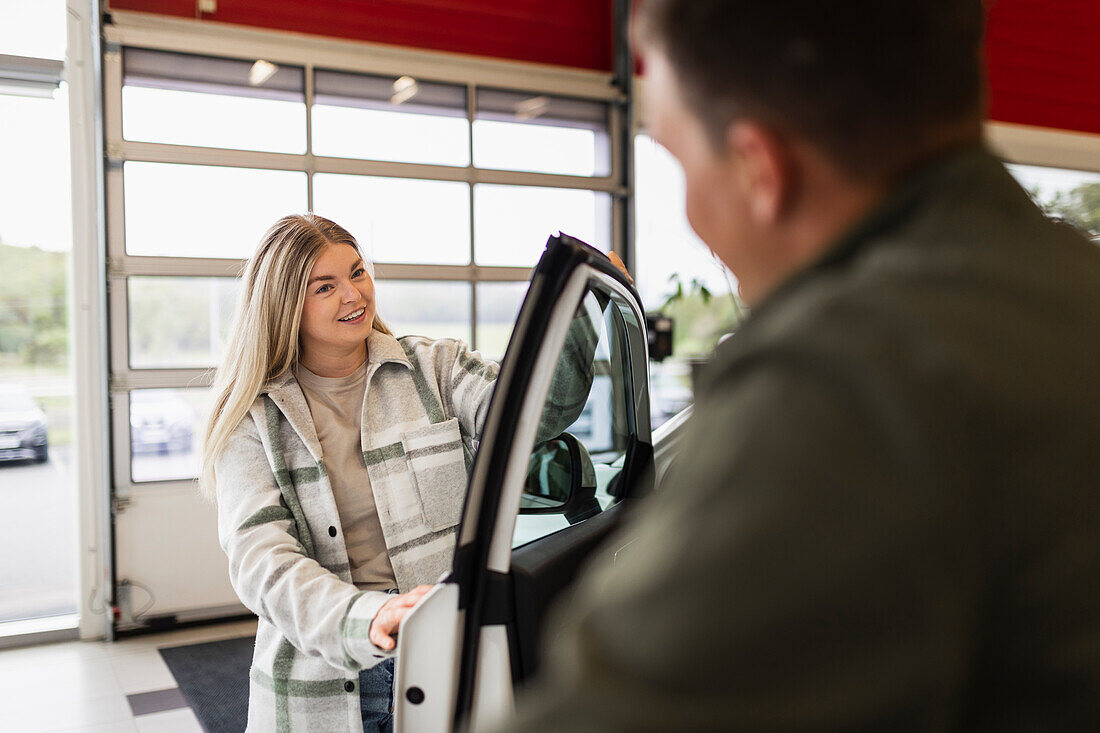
top-left (637, 0), bottom-right (986, 181)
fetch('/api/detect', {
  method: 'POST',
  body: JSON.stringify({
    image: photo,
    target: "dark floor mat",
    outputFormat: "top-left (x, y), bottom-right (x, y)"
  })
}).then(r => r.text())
top-left (159, 635), bottom-right (254, 733)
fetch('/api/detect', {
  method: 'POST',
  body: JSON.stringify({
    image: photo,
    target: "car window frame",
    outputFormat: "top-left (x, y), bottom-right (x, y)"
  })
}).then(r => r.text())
top-left (451, 234), bottom-right (651, 725)
top-left (392, 235), bottom-right (652, 733)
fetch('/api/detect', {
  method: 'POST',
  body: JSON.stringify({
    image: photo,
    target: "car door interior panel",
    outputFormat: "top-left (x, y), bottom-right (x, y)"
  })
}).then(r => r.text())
top-left (509, 501), bottom-right (626, 680)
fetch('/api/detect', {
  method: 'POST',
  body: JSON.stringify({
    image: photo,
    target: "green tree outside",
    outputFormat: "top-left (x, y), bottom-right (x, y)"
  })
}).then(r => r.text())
top-left (0, 239), bottom-right (68, 369)
top-left (0, 238), bottom-right (72, 445)
top-left (1029, 182), bottom-right (1100, 238)
top-left (660, 273), bottom-right (744, 357)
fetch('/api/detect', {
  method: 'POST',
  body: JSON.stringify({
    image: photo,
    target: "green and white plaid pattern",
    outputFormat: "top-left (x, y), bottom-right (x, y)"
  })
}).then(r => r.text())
top-left (216, 323), bottom-right (596, 732)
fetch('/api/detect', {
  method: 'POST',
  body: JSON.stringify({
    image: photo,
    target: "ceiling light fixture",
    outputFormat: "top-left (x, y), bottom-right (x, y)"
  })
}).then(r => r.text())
top-left (248, 60), bottom-right (278, 86)
top-left (515, 95), bottom-right (550, 120)
top-left (391, 75), bottom-right (419, 105)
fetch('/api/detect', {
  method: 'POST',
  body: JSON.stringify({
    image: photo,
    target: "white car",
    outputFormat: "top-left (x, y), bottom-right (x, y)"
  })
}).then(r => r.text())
top-left (392, 234), bottom-right (689, 732)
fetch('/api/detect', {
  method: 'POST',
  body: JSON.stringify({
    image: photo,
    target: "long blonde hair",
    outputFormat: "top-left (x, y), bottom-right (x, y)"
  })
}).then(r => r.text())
top-left (199, 214), bottom-right (391, 498)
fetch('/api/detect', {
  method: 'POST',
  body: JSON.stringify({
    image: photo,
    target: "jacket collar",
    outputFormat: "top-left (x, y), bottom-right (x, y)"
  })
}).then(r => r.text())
top-left (749, 143), bottom-right (994, 318)
top-left (365, 329), bottom-right (413, 370)
top-left (708, 144), bottom-right (1003, 383)
top-left (259, 330), bottom-right (411, 461)
top-left (259, 375), bottom-right (321, 462)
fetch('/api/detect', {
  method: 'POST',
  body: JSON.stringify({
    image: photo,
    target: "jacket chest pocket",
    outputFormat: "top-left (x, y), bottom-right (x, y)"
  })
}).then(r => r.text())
top-left (401, 417), bottom-right (467, 531)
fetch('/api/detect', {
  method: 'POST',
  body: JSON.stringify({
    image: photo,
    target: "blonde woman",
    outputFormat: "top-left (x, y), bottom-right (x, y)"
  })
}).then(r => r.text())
top-left (202, 214), bottom-right (614, 732)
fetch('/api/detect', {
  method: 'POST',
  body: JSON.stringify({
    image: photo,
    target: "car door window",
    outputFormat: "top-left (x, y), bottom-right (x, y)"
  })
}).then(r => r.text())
top-left (512, 285), bottom-right (643, 547)
top-left (394, 237), bottom-right (651, 732)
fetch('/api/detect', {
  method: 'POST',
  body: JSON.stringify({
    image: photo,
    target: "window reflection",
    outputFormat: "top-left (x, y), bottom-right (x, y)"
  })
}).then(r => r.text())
top-left (129, 389), bottom-right (210, 483)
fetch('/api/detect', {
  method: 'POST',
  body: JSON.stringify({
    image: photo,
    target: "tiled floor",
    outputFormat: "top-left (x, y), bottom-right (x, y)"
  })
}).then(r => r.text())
top-left (0, 618), bottom-right (257, 733)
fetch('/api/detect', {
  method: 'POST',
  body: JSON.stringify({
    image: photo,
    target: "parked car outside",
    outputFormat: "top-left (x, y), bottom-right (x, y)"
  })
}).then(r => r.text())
top-left (0, 384), bottom-right (49, 464)
top-left (130, 390), bottom-right (196, 455)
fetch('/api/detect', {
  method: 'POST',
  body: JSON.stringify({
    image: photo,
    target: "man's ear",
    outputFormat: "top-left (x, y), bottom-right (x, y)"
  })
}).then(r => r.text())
top-left (727, 121), bottom-right (794, 225)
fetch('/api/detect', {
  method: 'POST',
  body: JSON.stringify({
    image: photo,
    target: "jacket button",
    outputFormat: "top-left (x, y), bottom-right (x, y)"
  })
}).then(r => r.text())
top-left (329, 526), bottom-right (337, 537)
top-left (345, 680), bottom-right (355, 692)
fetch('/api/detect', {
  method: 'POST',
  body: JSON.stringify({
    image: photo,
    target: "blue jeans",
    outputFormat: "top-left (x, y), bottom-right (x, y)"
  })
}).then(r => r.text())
top-left (359, 657), bottom-right (394, 733)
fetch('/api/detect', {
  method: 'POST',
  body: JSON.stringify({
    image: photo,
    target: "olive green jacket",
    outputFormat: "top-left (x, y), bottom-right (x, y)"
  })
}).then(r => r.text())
top-left (504, 147), bottom-right (1100, 731)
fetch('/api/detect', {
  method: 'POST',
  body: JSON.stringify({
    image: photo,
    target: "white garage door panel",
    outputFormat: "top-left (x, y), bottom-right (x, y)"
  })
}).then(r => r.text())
top-left (115, 485), bottom-right (245, 623)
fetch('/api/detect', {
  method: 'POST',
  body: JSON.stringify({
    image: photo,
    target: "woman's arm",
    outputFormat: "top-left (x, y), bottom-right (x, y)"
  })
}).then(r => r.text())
top-left (444, 252), bottom-right (626, 444)
top-left (435, 308), bottom-right (599, 447)
top-left (443, 340), bottom-right (500, 442)
top-left (215, 417), bottom-right (393, 671)
top-left (533, 306), bottom-right (599, 443)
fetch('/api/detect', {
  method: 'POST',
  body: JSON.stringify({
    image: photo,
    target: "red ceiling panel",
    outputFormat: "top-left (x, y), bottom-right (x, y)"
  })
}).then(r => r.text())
top-left (985, 0), bottom-right (1100, 135)
top-left (107, 0), bottom-right (615, 72)
top-left (108, 1), bottom-right (1100, 136)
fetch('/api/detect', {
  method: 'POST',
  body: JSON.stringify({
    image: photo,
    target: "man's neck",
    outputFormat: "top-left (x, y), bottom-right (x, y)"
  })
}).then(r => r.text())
top-left (740, 171), bottom-right (888, 306)
top-left (740, 135), bottom-right (980, 306)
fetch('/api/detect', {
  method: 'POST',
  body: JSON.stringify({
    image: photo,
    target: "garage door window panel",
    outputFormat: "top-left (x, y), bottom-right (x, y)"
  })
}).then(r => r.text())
top-left (129, 388), bottom-right (210, 483)
top-left (123, 162), bottom-right (307, 259)
top-left (474, 184), bottom-right (611, 267)
top-left (373, 280), bottom-right (472, 344)
top-left (312, 173), bottom-right (470, 265)
top-left (127, 277), bottom-right (240, 370)
top-left (475, 281), bottom-right (527, 361)
top-left (312, 69), bottom-right (469, 167)
top-left (122, 48), bottom-right (306, 154)
top-left (474, 89), bottom-right (610, 177)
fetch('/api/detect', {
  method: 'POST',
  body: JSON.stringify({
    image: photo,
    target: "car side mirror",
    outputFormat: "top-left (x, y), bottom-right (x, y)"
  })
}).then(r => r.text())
top-left (520, 433), bottom-right (601, 525)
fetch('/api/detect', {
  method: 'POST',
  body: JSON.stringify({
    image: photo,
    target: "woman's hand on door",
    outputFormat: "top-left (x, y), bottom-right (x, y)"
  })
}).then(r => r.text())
top-left (369, 585), bottom-right (435, 651)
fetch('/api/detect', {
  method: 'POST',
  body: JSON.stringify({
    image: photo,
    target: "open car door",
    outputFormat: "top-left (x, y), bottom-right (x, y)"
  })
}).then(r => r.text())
top-left (393, 234), bottom-right (653, 732)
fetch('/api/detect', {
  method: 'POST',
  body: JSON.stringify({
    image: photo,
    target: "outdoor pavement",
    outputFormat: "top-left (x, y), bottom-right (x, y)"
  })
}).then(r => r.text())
top-left (0, 445), bottom-right (79, 622)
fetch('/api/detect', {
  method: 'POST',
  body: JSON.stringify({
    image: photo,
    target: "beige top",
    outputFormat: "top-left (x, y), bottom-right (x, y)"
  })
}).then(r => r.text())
top-left (294, 361), bottom-right (397, 591)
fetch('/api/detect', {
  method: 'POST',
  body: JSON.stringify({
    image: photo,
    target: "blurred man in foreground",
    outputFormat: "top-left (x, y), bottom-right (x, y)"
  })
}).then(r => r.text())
top-left (500, 1), bottom-right (1100, 730)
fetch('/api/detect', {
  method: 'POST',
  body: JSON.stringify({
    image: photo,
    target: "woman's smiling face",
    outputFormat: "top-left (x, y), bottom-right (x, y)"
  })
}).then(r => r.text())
top-left (299, 243), bottom-right (376, 360)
